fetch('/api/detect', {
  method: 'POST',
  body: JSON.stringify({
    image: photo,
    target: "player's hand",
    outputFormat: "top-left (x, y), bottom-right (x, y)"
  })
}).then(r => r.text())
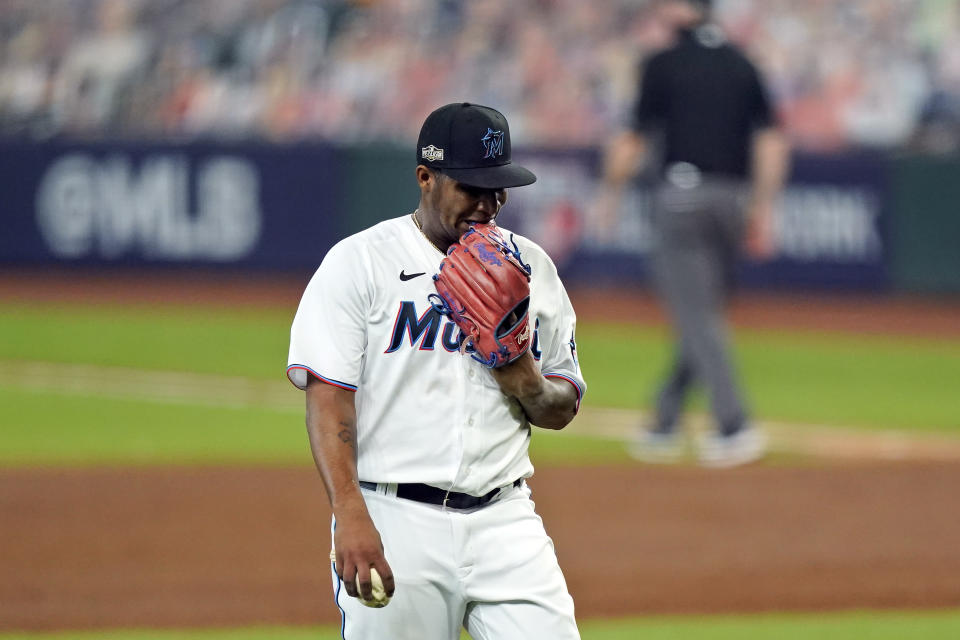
top-left (743, 200), bottom-right (776, 260)
top-left (489, 352), bottom-right (578, 430)
top-left (489, 350), bottom-right (543, 400)
top-left (591, 190), bottom-right (621, 243)
top-left (332, 504), bottom-right (395, 602)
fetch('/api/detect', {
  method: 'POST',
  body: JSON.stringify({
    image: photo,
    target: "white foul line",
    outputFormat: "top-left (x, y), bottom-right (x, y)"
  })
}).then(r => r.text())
top-left (3, 360), bottom-right (960, 462)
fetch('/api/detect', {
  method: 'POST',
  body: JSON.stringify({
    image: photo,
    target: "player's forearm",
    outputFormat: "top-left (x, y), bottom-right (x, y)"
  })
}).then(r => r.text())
top-left (304, 379), bottom-right (368, 517)
top-left (307, 418), bottom-right (366, 516)
top-left (490, 354), bottom-right (578, 430)
top-left (515, 377), bottom-right (578, 430)
top-left (602, 131), bottom-right (646, 187)
top-left (749, 128), bottom-right (790, 210)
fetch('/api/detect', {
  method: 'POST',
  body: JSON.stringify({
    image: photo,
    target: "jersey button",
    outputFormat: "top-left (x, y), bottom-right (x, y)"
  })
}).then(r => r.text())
top-left (468, 417), bottom-right (475, 426)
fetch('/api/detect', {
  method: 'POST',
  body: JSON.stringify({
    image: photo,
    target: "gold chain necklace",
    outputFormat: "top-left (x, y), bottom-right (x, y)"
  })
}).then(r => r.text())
top-left (411, 210), bottom-right (445, 254)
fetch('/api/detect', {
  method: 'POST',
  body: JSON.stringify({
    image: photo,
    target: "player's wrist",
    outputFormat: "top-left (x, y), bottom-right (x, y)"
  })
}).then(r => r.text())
top-left (490, 352), bottom-right (543, 397)
top-left (330, 484), bottom-right (371, 517)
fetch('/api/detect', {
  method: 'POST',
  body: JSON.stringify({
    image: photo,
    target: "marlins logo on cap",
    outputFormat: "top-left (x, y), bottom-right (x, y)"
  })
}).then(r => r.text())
top-left (481, 128), bottom-right (504, 159)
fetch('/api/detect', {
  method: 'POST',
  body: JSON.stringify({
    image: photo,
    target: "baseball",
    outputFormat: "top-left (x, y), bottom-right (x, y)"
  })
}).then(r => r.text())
top-left (357, 567), bottom-right (391, 608)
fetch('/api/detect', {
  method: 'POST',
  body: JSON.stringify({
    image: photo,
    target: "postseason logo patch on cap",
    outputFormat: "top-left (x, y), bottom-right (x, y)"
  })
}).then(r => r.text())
top-left (421, 145), bottom-right (444, 162)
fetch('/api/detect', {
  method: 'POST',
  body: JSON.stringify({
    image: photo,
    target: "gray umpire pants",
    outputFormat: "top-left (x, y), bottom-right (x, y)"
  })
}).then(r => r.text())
top-left (649, 177), bottom-right (748, 436)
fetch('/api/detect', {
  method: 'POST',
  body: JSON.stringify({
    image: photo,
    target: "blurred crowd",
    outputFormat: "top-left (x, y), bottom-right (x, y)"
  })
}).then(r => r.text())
top-left (1, 0), bottom-right (959, 152)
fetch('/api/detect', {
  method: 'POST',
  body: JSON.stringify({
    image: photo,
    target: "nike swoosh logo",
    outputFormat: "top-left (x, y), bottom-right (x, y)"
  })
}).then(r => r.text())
top-left (399, 270), bottom-right (426, 281)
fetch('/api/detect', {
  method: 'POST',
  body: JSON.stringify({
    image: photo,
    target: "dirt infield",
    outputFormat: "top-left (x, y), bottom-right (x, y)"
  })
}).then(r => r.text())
top-left (3, 269), bottom-right (960, 630)
top-left (3, 463), bottom-right (960, 631)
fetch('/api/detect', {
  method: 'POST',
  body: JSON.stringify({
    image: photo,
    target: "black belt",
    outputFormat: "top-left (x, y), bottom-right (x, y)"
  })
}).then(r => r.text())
top-left (359, 478), bottom-right (522, 510)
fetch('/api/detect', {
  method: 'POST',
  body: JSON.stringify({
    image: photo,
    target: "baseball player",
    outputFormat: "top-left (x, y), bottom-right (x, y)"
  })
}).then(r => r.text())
top-left (287, 103), bottom-right (586, 639)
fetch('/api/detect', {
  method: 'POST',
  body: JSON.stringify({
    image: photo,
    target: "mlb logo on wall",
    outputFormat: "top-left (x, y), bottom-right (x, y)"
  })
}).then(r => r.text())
top-left (422, 145), bottom-right (444, 162)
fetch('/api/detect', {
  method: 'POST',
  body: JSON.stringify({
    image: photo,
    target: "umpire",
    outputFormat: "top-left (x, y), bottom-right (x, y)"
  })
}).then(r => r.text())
top-left (599, 0), bottom-right (790, 466)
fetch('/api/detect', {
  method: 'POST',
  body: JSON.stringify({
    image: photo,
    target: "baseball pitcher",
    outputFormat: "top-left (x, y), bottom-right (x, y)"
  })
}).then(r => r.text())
top-left (287, 103), bottom-right (586, 639)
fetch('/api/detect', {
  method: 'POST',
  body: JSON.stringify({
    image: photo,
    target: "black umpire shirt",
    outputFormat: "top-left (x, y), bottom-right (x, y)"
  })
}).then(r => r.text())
top-left (631, 25), bottom-right (774, 179)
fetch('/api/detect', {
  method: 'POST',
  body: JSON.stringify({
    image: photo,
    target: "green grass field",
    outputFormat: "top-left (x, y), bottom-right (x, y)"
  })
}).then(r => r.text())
top-left (2, 301), bottom-right (960, 637)
top-left (2, 302), bottom-right (959, 467)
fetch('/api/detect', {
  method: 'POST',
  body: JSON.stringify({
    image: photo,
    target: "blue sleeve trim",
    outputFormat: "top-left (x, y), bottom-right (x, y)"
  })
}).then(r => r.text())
top-left (286, 364), bottom-right (358, 392)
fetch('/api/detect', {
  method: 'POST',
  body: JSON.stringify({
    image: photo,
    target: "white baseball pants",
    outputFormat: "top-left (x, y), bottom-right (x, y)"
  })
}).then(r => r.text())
top-left (330, 482), bottom-right (580, 640)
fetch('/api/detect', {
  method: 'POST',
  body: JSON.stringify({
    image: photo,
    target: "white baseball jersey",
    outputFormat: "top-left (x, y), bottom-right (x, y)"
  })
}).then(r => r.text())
top-left (287, 213), bottom-right (586, 497)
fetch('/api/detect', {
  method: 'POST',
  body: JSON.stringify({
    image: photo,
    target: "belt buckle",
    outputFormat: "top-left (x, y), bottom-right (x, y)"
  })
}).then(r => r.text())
top-left (442, 490), bottom-right (451, 509)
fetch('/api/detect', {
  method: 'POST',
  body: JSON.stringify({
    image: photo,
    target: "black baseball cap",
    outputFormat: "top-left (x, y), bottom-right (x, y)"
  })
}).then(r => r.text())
top-left (416, 102), bottom-right (536, 189)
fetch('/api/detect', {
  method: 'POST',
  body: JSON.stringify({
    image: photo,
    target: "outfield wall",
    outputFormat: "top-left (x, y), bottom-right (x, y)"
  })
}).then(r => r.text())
top-left (1, 140), bottom-right (957, 292)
